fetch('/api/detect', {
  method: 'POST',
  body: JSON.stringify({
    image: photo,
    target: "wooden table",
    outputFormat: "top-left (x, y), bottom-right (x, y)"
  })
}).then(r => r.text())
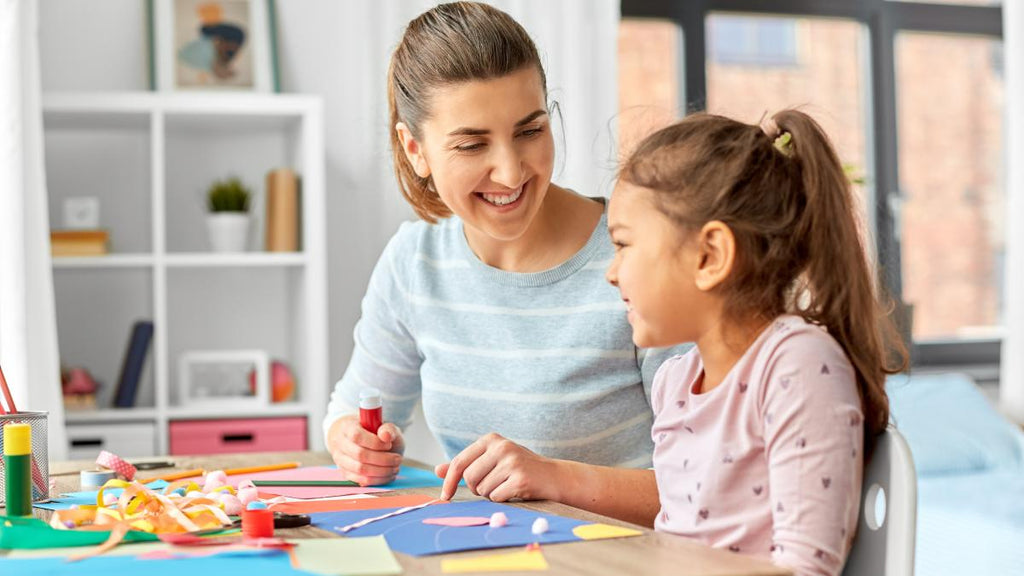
top-left (27, 451), bottom-right (788, 576)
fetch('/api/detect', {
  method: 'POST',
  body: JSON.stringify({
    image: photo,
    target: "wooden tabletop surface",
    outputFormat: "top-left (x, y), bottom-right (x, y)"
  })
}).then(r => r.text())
top-left (17, 451), bottom-right (789, 576)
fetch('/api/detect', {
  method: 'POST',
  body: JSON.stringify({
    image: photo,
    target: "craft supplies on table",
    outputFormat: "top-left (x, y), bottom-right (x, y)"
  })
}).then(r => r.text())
top-left (3, 423), bottom-right (33, 516)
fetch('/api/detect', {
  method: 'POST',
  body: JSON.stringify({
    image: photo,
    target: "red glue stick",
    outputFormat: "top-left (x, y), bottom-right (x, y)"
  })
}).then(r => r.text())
top-left (359, 388), bottom-right (383, 434)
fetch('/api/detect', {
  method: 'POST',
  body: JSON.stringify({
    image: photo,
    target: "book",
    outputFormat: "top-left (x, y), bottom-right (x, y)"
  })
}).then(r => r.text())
top-left (51, 229), bottom-right (109, 257)
top-left (112, 320), bottom-right (154, 408)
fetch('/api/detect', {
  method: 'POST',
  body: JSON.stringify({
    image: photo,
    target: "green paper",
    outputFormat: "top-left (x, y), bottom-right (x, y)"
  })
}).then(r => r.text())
top-left (294, 537), bottom-right (402, 575)
top-left (0, 516), bottom-right (158, 550)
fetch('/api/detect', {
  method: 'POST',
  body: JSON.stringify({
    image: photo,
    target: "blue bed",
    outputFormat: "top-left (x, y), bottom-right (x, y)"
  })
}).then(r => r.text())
top-left (888, 373), bottom-right (1024, 576)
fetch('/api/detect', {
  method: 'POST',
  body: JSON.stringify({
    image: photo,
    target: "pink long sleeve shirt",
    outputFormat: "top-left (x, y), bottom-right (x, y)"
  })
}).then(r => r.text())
top-left (651, 315), bottom-right (864, 576)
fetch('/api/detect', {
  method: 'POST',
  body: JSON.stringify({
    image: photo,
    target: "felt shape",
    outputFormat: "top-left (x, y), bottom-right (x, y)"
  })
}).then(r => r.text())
top-left (441, 547), bottom-right (549, 573)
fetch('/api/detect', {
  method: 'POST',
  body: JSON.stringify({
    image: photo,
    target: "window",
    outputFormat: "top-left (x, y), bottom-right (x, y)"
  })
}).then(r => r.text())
top-left (896, 32), bottom-right (1005, 341)
top-left (708, 15), bottom-right (798, 66)
top-left (618, 19), bottom-right (683, 156)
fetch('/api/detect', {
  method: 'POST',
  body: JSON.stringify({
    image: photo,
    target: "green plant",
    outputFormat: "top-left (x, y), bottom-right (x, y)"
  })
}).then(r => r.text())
top-left (206, 177), bottom-right (251, 212)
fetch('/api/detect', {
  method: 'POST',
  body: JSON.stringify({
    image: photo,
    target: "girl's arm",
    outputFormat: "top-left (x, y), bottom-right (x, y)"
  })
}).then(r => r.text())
top-left (436, 433), bottom-right (660, 527)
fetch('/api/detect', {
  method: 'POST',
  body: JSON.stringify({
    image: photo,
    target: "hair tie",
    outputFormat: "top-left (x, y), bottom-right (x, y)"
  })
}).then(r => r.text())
top-left (773, 132), bottom-right (793, 157)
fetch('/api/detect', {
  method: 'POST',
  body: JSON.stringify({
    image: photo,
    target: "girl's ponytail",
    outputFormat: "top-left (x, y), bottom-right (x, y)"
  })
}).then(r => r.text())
top-left (770, 110), bottom-right (907, 442)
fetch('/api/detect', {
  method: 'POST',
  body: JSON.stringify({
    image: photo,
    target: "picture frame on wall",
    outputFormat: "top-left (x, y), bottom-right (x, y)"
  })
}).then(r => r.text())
top-left (149, 0), bottom-right (279, 92)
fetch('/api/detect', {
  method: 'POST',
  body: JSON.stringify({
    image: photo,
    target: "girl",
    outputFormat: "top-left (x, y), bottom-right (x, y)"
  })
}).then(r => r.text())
top-left (605, 111), bottom-right (907, 575)
top-left (324, 2), bottom-right (684, 525)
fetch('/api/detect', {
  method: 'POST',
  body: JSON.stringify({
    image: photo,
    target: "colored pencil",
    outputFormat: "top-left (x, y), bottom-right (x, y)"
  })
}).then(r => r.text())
top-left (222, 462), bottom-right (301, 476)
top-left (251, 479), bottom-right (359, 487)
top-left (144, 468), bottom-right (205, 483)
top-left (0, 363), bottom-right (17, 414)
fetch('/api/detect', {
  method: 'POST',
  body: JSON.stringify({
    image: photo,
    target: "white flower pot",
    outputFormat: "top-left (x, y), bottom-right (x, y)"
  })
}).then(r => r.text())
top-left (206, 213), bottom-right (250, 252)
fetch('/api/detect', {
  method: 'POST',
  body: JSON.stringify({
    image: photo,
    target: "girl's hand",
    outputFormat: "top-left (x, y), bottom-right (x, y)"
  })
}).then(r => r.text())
top-left (327, 415), bottom-right (405, 485)
top-left (435, 433), bottom-right (564, 502)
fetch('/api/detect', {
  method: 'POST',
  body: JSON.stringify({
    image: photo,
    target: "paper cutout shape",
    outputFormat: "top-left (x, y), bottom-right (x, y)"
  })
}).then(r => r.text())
top-left (423, 516), bottom-right (491, 527)
top-left (0, 548), bottom-right (312, 576)
top-left (311, 500), bottom-right (588, 556)
top-left (37, 480), bottom-right (171, 511)
top-left (0, 516), bottom-right (158, 550)
top-left (292, 537), bottom-right (402, 576)
top-left (271, 493), bottom-right (440, 515)
top-left (441, 548), bottom-right (549, 573)
top-left (572, 523), bottom-right (644, 540)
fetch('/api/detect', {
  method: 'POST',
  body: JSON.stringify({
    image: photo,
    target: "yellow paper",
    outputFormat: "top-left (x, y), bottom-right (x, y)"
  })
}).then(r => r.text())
top-left (572, 523), bottom-right (643, 541)
top-left (441, 548), bottom-right (548, 573)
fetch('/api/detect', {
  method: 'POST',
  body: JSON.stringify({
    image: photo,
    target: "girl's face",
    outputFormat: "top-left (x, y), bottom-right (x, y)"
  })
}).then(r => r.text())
top-left (397, 67), bottom-right (554, 243)
top-left (606, 182), bottom-right (708, 348)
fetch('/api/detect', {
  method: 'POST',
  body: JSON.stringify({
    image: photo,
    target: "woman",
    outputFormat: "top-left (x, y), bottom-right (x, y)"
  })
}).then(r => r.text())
top-left (323, 2), bottom-right (682, 526)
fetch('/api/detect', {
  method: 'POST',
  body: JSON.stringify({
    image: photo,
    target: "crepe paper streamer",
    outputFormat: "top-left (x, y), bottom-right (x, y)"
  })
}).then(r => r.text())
top-left (441, 547), bottom-right (549, 573)
top-left (422, 516), bottom-right (491, 527)
top-left (572, 523), bottom-right (644, 540)
top-left (311, 500), bottom-right (589, 557)
top-left (335, 498), bottom-right (442, 533)
top-left (46, 478), bottom-right (234, 560)
top-left (0, 515), bottom-right (158, 550)
top-left (270, 493), bottom-right (440, 515)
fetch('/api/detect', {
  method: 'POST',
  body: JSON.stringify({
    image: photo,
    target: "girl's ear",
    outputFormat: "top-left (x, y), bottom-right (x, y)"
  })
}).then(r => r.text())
top-left (396, 122), bottom-right (431, 178)
top-left (694, 220), bottom-right (736, 292)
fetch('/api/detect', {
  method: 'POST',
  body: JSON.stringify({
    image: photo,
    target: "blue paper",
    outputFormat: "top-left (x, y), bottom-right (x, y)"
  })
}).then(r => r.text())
top-left (310, 500), bottom-right (587, 556)
top-left (0, 549), bottom-right (317, 576)
top-left (326, 464), bottom-right (461, 490)
top-left (36, 480), bottom-right (170, 511)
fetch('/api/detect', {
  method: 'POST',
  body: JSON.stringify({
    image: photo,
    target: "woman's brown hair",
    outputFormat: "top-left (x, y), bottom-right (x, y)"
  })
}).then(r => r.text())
top-left (388, 2), bottom-right (546, 223)
top-left (621, 111), bottom-right (908, 448)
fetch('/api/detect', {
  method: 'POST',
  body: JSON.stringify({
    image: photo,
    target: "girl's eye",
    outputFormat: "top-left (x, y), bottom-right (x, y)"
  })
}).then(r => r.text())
top-left (613, 241), bottom-right (627, 250)
top-left (517, 127), bottom-right (544, 138)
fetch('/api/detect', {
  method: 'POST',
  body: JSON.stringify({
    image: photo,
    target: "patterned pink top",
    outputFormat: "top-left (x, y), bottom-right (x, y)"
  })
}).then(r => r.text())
top-left (651, 315), bottom-right (864, 576)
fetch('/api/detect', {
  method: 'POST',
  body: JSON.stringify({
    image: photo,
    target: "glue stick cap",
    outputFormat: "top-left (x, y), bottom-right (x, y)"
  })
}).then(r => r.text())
top-left (3, 423), bottom-right (31, 456)
top-left (359, 387), bottom-right (382, 409)
top-left (246, 501), bottom-right (268, 510)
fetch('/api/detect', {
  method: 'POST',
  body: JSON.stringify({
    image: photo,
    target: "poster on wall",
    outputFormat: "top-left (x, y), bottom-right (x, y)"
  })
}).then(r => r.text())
top-left (151, 0), bottom-right (278, 92)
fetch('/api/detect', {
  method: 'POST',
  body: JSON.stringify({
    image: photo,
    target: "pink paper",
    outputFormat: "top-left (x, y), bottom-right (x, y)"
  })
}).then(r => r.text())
top-left (422, 516), bottom-right (491, 527)
top-left (184, 466), bottom-right (387, 499)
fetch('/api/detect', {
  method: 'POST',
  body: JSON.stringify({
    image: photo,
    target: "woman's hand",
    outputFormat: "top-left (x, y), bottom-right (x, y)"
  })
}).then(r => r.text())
top-left (435, 433), bottom-right (564, 502)
top-left (327, 415), bottom-right (405, 485)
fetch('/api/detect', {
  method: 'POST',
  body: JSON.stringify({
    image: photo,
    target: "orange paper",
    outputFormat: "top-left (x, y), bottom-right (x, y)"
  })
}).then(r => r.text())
top-left (269, 493), bottom-right (442, 515)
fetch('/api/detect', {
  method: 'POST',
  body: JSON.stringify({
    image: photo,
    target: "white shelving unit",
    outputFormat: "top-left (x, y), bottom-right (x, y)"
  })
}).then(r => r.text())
top-left (44, 92), bottom-right (328, 456)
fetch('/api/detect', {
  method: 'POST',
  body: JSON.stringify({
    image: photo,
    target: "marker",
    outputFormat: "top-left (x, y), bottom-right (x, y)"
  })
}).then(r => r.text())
top-left (3, 423), bottom-right (33, 516)
top-left (359, 388), bottom-right (383, 434)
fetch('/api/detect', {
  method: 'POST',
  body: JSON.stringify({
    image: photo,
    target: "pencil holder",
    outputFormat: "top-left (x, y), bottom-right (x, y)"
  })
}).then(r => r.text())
top-left (0, 411), bottom-right (50, 505)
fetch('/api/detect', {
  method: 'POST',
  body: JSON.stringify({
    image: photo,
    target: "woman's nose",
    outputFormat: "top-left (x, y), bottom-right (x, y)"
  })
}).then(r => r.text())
top-left (490, 145), bottom-right (525, 189)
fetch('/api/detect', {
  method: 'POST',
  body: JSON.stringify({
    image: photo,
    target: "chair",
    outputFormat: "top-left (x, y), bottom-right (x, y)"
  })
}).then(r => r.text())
top-left (842, 426), bottom-right (918, 576)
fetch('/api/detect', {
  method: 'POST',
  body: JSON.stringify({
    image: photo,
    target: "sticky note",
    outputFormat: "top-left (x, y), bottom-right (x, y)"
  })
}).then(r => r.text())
top-left (441, 548), bottom-right (548, 573)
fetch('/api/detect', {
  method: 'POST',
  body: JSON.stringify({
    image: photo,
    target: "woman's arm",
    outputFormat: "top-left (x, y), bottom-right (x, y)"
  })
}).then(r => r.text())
top-left (436, 433), bottom-right (660, 527)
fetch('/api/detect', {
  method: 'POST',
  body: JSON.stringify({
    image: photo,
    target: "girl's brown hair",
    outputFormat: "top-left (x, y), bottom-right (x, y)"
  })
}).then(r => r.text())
top-left (388, 2), bottom-right (546, 223)
top-left (621, 111), bottom-right (907, 447)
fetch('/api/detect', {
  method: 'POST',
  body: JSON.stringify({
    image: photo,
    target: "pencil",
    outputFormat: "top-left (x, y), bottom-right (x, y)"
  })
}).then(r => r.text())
top-left (251, 479), bottom-right (359, 487)
top-left (144, 468), bottom-right (205, 483)
top-left (0, 363), bottom-right (17, 414)
top-left (222, 462), bottom-right (301, 476)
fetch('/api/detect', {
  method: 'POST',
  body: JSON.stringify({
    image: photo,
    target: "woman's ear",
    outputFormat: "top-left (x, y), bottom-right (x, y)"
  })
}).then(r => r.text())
top-left (694, 220), bottom-right (736, 292)
top-left (395, 122), bottom-right (431, 178)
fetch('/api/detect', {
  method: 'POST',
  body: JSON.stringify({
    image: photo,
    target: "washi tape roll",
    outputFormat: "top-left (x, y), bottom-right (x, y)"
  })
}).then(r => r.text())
top-left (80, 469), bottom-right (116, 491)
top-left (95, 450), bottom-right (137, 481)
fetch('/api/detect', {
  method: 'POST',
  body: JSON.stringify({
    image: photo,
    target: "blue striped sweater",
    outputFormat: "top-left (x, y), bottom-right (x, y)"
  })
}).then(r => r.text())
top-left (324, 211), bottom-right (687, 467)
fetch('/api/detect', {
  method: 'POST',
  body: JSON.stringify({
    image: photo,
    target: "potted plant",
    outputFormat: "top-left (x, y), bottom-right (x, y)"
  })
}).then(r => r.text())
top-left (206, 177), bottom-right (252, 252)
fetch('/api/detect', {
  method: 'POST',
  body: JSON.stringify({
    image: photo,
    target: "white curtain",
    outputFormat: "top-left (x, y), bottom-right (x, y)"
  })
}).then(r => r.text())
top-left (1001, 1), bottom-right (1024, 423)
top-left (0, 0), bottom-right (67, 459)
top-left (276, 0), bottom-right (620, 464)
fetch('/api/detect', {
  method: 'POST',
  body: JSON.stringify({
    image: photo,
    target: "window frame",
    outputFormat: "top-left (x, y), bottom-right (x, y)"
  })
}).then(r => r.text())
top-left (621, 0), bottom-right (1004, 370)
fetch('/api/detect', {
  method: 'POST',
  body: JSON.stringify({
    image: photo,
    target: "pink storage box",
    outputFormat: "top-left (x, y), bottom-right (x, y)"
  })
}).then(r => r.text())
top-left (169, 417), bottom-right (307, 455)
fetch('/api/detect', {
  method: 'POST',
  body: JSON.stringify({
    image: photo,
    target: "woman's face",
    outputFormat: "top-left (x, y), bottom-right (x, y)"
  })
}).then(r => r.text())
top-left (397, 67), bottom-right (554, 242)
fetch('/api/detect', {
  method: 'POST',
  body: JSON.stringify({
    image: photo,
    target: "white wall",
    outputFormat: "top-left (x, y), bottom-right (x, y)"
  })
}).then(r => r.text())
top-left (38, 0), bottom-right (619, 464)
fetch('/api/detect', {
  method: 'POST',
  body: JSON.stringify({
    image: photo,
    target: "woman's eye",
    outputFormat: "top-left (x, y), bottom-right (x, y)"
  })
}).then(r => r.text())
top-left (517, 127), bottom-right (544, 138)
top-left (455, 143), bottom-right (485, 152)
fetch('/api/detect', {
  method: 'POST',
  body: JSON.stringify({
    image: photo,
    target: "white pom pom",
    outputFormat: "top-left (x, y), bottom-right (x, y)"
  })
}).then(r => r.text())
top-left (220, 494), bottom-right (243, 515)
top-left (102, 492), bottom-right (118, 506)
top-left (186, 490), bottom-right (205, 499)
top-left (531, 517), bottom-right (549, 535)
top-left (489, 512), bottom-right (508, 528)
top-left (206, 470), bottom-right (228, 485)
top-left (238, 487), bottom-right (259, 505)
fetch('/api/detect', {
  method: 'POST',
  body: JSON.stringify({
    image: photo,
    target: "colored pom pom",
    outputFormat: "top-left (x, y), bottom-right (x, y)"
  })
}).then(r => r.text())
top-left (220, 493), bottom-right (243, 515)
top-left (102, 492), bottom-right (118, 506)
top-left (489, 512), bottom-right (508, 528)
top-left (238, 487), bottom-right (259, 505)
